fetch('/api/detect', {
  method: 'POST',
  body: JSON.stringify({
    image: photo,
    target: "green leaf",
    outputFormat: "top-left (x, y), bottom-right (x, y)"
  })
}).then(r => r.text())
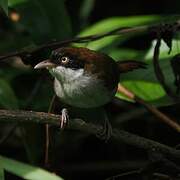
top-left (8, 0), bottom-right (72, 44)
top-left (0, 78), bottom-right (18, 109)
top-left (145, 39), bottom-right (180, 61)
top-left (79, 0), bottom-right (95, 22)
top-left (76, 15), bottom-right (162, 50)
top-left (8, 0), bottom-right (26, 6)
top-left (0, 0), bottom-right (8, 15)
top-left (80, 15), bottom-right (160, 36)
top-left (37, 0), bottom-right (72, 40)
top-left (0, 163), bottom-right (4, 180)
top-left (0, 155), bottom-right (63, 180)
top-left (117, 80), bottom-right (173, 107)
top-left (116, 39), bottom-right (180, 106)
top-left (108, 48), bottom-right (144, 60)
top-left (80, 15), bottom-right (180, 37)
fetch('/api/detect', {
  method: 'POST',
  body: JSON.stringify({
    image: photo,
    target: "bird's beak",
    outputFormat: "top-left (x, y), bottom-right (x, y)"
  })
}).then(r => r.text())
top-left (34, 59), bottom-right (56, 69)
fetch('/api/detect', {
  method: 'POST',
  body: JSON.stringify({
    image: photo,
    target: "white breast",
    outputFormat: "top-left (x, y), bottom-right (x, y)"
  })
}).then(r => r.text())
top-left (50, 66), bottom-right (116, 108)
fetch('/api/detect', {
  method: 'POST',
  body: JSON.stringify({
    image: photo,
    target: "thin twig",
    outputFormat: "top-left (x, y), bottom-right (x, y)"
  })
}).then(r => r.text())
top-left (0, 124), bottom-right (17, 145)
top-left (0, 19), bottom-right (179, 64)
top-left (45, 124), bottom-right (49, 166)
top-left (0, 25), bottom-right (148, 63)
top-left (0, 20), bottom-right (180, 63)
top-left (0, 109), bottom-right (180, 160)
top-left (153, 173), bottom-right (173, 180)
top-left (117, 84), bottom-right (180, 132)
top-left (25, 77), bottom-right (43, 108)
top-left (105, 169), bottom-right (140, 180)
top-left (45, 94), bottom-right (56, 167)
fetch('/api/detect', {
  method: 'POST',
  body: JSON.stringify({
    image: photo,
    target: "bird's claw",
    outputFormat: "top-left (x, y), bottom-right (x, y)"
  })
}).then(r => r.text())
top-left (96, 118), bottom-right (112, 142)
top-left (60, 108), bottom-right (69, 129)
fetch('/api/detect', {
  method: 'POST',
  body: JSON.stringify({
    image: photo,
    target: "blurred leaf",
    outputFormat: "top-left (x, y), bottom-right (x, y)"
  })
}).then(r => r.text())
top-left (0, 163), bottom-right (4, 180)
top-left (79, 0), bottom-right (95, 22)
top-left (0, 67), bottom-right (29, 85)
top-left (0, 33), bottom-right (34, 55)
top-left (0, 78), bottom-right (18, 109)
top-left (30, 81), bottom-right (54, 111)
top-left (80, 35), bottom-right (125, 51)
top-left (0, 155), bottom-right (63, 180)
top-left (0, 0), bottom-right (8, 15)
top-left (77, 15), bottom-right (162, 50)
top-left (85, 15), bottom-right (180, 37)
top-left (80, 16), bottom-right (161, 36)
top-left (109, 48), bottom-right (144, 60)
top-left (12, 71), bottom-right (54, 110)
top-left (8, 0), bottom-right (26, 6)
top-left (37, 0), bottom-right (72, 40)
top-left (116, 39), bottom-right (180, 106)
top-left (8, 0), bottom-right (72, 44)
top-left (20, 124), bottom-right (45, 165)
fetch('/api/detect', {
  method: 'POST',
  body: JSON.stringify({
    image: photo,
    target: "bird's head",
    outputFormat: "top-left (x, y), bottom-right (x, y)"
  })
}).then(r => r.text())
top-left (34, 47), bottom-right (117, 83)
top-left (34, 47), bottom-right (92, 81)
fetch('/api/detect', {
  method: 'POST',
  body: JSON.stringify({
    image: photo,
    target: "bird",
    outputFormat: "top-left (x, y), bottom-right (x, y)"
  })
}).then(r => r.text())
top-left (34, 47), bottom-right (146, 139)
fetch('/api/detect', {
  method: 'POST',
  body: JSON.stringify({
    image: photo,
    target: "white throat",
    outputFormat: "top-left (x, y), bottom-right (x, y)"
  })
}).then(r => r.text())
top-left (49, 66), bottom-right (115, 108)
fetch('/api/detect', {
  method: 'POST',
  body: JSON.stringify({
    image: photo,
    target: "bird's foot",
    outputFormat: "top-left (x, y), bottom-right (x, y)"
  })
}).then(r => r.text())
top-left (96, 118), bottom-right (112, 142)
top-left (60, 108), bottom-right (69, 129)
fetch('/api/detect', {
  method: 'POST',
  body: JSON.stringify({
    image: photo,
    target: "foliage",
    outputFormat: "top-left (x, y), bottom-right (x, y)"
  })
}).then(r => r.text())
top-left (0, 1), bottom-right (179, 109)
top-left (0, 0), bottom-right (179, 179)
top-left (117, 39), bottom-right (180, 106)
top-left (0, 155), bottom-right (63, 179)
top-left (0, 0), bottom-right (8, 15)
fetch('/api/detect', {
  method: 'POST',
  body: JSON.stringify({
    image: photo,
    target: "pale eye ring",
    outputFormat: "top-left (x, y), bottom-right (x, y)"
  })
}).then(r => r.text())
top-left (61, 56), bottom-right (69, 64)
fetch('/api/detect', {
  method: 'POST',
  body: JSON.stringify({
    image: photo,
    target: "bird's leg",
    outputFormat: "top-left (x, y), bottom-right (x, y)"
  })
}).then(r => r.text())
top-left (60, 108), bottom-right (69, 129)
top-left (96, 111), bottom-right (112, 141)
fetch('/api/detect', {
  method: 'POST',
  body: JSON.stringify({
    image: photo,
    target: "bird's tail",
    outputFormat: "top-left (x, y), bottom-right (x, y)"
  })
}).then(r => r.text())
top-left (117, 60), bottom-right (147, 73)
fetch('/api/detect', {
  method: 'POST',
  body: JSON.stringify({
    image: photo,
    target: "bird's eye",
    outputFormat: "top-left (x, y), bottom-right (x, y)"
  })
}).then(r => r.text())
top-left (61, 56), bottom-right (69, 64)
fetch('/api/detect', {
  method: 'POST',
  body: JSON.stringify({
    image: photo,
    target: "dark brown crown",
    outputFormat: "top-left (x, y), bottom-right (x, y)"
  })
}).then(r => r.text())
top-left (50, 47), bottom-right (120, 91)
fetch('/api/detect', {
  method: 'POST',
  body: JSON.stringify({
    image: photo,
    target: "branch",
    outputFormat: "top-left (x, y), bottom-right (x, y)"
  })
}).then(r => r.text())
top-left (117, 84), bottom-right (180, 132)
top-left (0, 109), bottom-right (180, 160)
top-left (0, 26), bottom-right (147, 64)
top-left (0, 19), bottom-right (179, 65)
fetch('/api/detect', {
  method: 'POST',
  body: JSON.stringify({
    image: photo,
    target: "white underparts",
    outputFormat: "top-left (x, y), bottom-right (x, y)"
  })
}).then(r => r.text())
top-left (49, 66), bottom-right (115, 108)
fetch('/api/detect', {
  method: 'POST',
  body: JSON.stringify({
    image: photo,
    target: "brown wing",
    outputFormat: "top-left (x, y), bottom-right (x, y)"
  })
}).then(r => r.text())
top-left (117, 60), bottom-right (146, 73)
top-left (83, 51), bottom-right (120, 92)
